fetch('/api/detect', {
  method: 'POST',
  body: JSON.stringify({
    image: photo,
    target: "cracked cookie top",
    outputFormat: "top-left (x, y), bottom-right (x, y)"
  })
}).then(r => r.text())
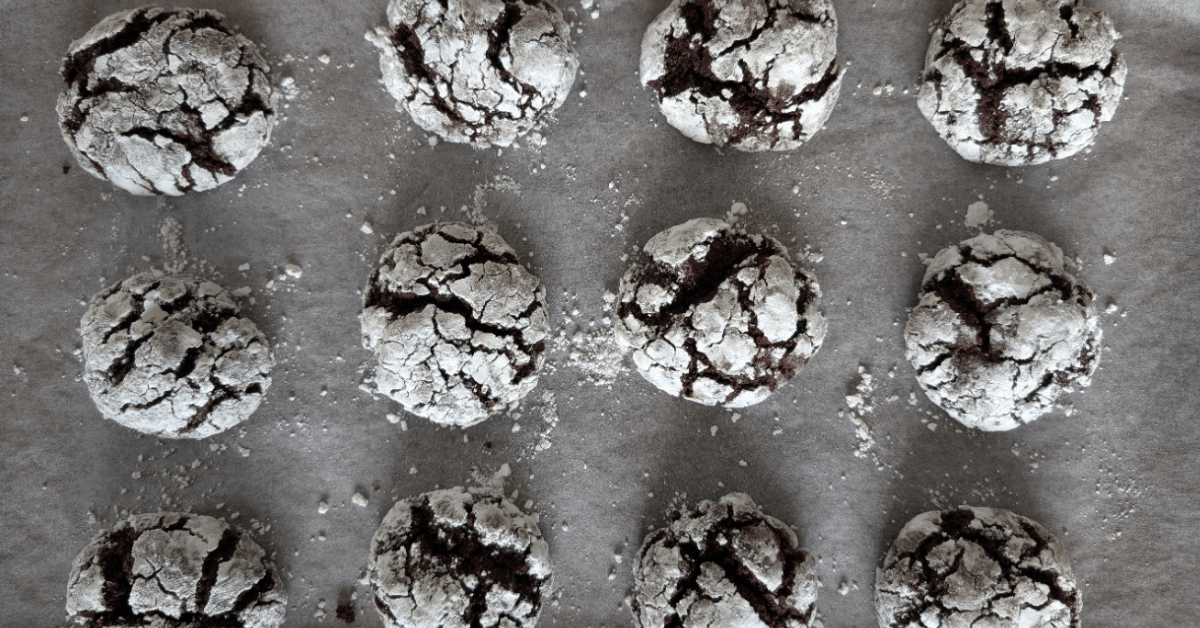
top-left (617, 217), bottom-right (825, 408)
top-left (876, 507), bottom-right (1080, 628)
top-left (66, 512), bottom-right (287, 628)
top-left (366, 0), bottom-right (579, 147)
top-left (57, 6), bottom-right (278, 196)
top-left (362, 222), bottom-right (549, 427)
top-left (904, 230), bottom-right (1100, 431)
top-left (632, 493), bottom-right (820, 628)
top-left (918, 0), bottom-right (1126, 166)
top-left (640, 0), bottom-right (844, 152)
top-left (369, 486), bottom-right (552, 628)
top-left (80, 272), bottom-right (273, 439)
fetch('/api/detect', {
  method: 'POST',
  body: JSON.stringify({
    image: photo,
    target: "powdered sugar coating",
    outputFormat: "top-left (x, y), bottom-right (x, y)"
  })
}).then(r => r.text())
top-left (617, 218), bottom-right (825, 407)
top-left (904, 230), bottom-right (1100, 431)
top-left (369, 486), bottom-right (552, 628)
top-left (362, 222), bottom-right (549, 427)
top-left (366, 0), bottom-right (578, 147)
top-left (80, 272), bottom-right (273, 439)
top-left (919, 0), bottom-right (1126, 166)
top-left (633, 493), bottom-right (821, 628)
top-left (66, 512), bottom-right (286, 628)
top-left (57, 6), bottom-right (277, 196)
top-left (640, 0), bottom-right (844, 152)
top-left (875, 507), bottom-right (1079, 628)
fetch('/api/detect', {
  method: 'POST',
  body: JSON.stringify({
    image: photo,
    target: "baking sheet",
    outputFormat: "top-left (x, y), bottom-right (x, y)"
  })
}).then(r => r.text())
top-left (2, 0), bottom-right (1198, 625)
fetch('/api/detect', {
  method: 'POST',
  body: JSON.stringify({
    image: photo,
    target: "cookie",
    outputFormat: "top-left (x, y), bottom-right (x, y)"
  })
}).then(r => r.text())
top-left (57, 6), bottom-right (277, 196)
top-left (369, 486), bottom-right (552, 628)
top-left (617, 217), bottom-right (825, 407)
top-left (875, 507), bottom-right (1080, 628)
top-left (918, 0), bottom-right (1126, 166)
top-left (632, 493), bottom-right (820, 628)
top-left (904, 230), bottom-right (1100, 431)
top-left (640, 0), bottom-right (844, 152)
top-left (362, 222), bottom-right (549, 427)
top-left (366, 0), bottom-right (579, 147)
top-left (80, 272), bottom-right (273, 439)
top-left (66, 512), bottom-right (287, 628)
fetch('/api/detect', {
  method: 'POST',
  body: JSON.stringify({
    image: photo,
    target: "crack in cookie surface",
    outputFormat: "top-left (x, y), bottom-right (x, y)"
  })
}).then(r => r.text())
top-left (362, 222), bottom-right (548, 427)
top-left (369, 486), bottom-right (551, 628)
top-left (66, 512), bottom-right (287, 628)
top-left (875, 507), bottom-right (1080, 628)
top-left (633, 493), bottom-right (820, 628)
top-left (903, 230), bottom-right (1100, 431)
top-left (640, 0), bottom-right (844, 151)
top-left (57, 6), bottom-right (277, 196)
top-left (617, 217), bottom-right (824, 407)
top-left (918, 0), bottom-right (1126, 166)
top-left (80, 273), bottom-right (273, 439)
top-left (367, 0), bottom-right (578, 147)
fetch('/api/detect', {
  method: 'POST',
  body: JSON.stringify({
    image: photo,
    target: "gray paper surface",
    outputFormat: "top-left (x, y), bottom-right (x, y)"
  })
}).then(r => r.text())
top-left (2, 0), bottom-right (1198, 626)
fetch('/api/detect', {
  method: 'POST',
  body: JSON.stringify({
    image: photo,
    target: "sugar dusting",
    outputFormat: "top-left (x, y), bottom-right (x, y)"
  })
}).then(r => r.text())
top-left (964, 200), bottom-right (993, 229)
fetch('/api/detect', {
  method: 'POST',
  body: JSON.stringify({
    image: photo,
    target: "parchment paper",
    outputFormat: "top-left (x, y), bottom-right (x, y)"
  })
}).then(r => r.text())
top-left (2, 0), bottom-right (1198, 626)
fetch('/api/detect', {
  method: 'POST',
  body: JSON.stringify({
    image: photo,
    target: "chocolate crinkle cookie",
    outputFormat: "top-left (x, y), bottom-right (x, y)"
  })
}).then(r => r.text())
top-left (366, 0), bottom-right (578, 147)
top-left (640, 0), bottom-right (844, 152)
top-left (369, 486), bottom-right (552, 628)
top-left (617, 217), bottom-right (825, 407)
top-left (876, 507), bottom-right (1080, 628)
top-left (362, 222), bottom-right (549, 427)
top-left (80, 272), bottom-right (273, 439)
top-left (904, 230), bottom-right (1100, 431)
top-left (633, 493), bottom-right (821, 628)
top-left (66, 512), bottom-right (287, 628)
top-left (57, 6), bottom-right (277, 196)
top-left (919, 0), bottom-right (1126, 166)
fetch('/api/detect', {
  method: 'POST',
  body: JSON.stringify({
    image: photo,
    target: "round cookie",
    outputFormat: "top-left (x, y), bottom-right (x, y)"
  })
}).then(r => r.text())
top-left (919, 0), bottom-right (1126, 166)
top-left (369, 486), bottom-right (552, 628)
top-left (632, 493), bottom-right (820, 628)
top-left (640, 0), bottom-right (844, 152)
top-left (58, 6), bottom-right (277, 196)
top-left (366, 0), bottom-right (579, 147)
top-left (80, 272), bottom-right (273, 439)
top-left (66, 512), bottom-right (287, 628)
top-left (904, 230), bottom-right (1100, 431)
top-left (617, 217), bottom-right (825, 407)
top-left (362, 222), bottom-right (549, 427)
top-left (875, 507), bottom-right (1080, 628)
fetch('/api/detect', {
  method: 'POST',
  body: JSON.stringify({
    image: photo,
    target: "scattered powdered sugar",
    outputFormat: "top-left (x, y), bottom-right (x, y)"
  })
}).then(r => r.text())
top-left (724, 200), bottom-right (750, 225)
top-left (844, 366), bottom-right (876, 459)
top-left (555, 289), bottom-right (629, 387)
top-left (460, 175), bottom-right (520, 226)
top-left (159, 217), bottom-right (188, 274)
top-left (1092, 440), bottom-right (1146, 543)
top-left (278, 76), bottom-right (300, 101)
top-left (964, 200), bottom-right (993, 229)
top-left (532, 391), bottom-right (559, 453)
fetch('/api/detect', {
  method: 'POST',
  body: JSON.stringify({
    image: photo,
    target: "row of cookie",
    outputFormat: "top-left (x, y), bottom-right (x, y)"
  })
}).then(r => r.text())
top-left (65, 492), bottom-right (1080, 628)
top-left (59, 0), bottom-right (1126, 197)
top-left (79, 217), bottom-right (1098, 438)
